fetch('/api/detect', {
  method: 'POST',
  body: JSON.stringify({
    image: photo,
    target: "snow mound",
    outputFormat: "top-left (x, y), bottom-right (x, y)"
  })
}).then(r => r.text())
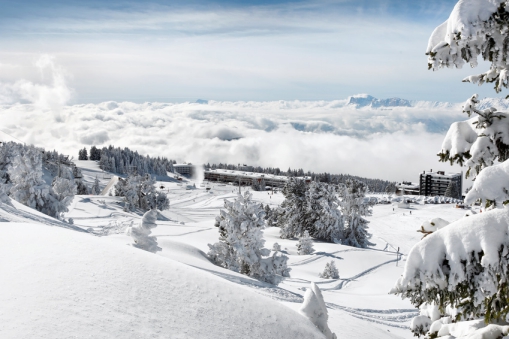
top-left (0, 223), bottom-right (325, 339)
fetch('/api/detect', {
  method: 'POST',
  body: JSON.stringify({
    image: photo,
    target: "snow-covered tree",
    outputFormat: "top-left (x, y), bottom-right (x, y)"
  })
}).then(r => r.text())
top-left (278, 178), bottom-right (308, 238)
top-left (299, 283), bottom-right (337, 339)
top-left (126, 208), bottom-right (161, 253)
top-left (339, 179), bottom-right (374, 248)
top-left (272, 242), bottom-right (281, 252)
top-left (264, 204), bottom-right (272, 220)
top-left (91, 176), bottom-right (101, 195)
top-left (305, 182), bottom-right (343, 242)
top-left (297, 230), bottom-right (314, 255)
top-left (208, 191), bottom-right (290, 285)
top-left (115, 174), bottom-right (169, 212)
top-left (47, 177), bottom-right (77, 219)
top-left (319, 261), bottom-right (339, 279)
top-left (75, 179), bottom-right (89, 195)
top-left (393, 2), bottom-right (509, 337)
top-left (8, 147), bottom-right (50, 212)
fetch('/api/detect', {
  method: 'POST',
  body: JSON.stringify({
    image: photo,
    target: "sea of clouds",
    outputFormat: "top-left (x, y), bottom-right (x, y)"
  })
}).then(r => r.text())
top-left (0, 56), bottom-right (473, 183)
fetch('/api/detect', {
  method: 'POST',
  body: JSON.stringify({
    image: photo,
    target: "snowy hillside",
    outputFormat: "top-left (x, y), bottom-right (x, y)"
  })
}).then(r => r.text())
top-left (0, 160), bottom-right (474, 338)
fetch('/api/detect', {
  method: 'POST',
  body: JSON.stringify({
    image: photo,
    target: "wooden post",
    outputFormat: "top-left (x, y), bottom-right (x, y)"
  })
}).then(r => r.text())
top-left (396, 247), bottom-right (400, 266)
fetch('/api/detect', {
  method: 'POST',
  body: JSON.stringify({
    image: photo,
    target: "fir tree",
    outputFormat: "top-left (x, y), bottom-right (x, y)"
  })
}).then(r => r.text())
top-left (392, 1), bottom-right (509, 337)
top-left (444, 181), bottom-right (454, 198)
top-left (339, 179), bottom-right (374, 248)
top-left (305, 182), bottom-right (343, 242)
top-left (208, 191), bottom-right (290, 285)
top-left (91, 176), bottom-right (101, 195)
top-left (8, 147), bottom-right (50, 212)
top-left (278, 178), bottom-right (308, 238)
top-left (297, 230), bottom-right (314, 255)
top-left (319, 261), bottom-right (339, 279)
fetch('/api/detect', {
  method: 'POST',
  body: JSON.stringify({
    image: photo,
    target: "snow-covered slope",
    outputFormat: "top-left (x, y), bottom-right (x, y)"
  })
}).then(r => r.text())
top-left (0, 159), bottom-right (476, 338)
top-left (1, 220), bottom-right (325, 339)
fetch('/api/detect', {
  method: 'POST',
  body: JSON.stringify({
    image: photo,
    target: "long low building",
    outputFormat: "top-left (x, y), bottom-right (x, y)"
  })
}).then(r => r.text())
top-left (204, 169), bottom-right (310, 187)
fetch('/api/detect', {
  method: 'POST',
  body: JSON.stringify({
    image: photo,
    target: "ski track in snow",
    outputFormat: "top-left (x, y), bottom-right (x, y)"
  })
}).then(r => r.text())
top-left (326, 303), bottom-right (416, 329)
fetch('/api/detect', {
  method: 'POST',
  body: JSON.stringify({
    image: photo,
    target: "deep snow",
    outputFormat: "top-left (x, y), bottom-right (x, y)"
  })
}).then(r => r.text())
top-left (1, 160), bottom-right (472, 338)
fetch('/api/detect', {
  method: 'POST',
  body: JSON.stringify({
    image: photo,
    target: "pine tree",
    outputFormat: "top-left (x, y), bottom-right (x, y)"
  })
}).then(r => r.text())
top-left (264, 204), bottom-right (272, 221)
top-left (297, 230), bottom-right (314, 255)
top-left (48, 177), bottom-right (76, 219)
top-left (272, 242), bottom-right (281, 252)
top-left (91, 176), bottom-right (101, 195)
top-left (278, 178), bottom-right (308, 238)
top-left (75, 179), bottom-right (89, 195)
top-left (8, 147), bottom-right (50, 212)
top-left (339, 179), bottom-right (374, 248)
top-left (392, 2), bottom-right (509, 336)
top-left (89, 146), bottom-right (101, 161)
top-left (444, 181), bottom-right (454, 198)
top-left (319, 261), bottom-right (339, 279)
top-left (208, 191), bottom-right (290, 285)
top-left (305, 182), bottom-right (343, 242)
top-left (78, 147), bottom-right (88, 160)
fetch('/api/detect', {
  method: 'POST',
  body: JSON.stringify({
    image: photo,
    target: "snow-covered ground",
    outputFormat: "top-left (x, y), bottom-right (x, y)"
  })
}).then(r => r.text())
top-left (1, 160), bottom-right (472, 338)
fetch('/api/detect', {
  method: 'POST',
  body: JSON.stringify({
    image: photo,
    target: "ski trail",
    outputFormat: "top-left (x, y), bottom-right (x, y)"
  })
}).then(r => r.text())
top-left (320, 258), bottom-right (400, 291)
top-left (326, 302), bottom-right (417, 329)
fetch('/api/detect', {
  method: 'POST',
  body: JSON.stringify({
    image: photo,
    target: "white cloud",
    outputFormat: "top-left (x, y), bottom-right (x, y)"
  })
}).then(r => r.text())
top-left (0, 98), bottom-right (467, 183)
top-left (0, 55), bottom-right (72, 121)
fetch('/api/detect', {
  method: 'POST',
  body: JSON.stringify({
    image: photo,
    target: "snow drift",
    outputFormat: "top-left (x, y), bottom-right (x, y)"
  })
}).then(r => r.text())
top-left (0, 222), bottom-right (325, 339)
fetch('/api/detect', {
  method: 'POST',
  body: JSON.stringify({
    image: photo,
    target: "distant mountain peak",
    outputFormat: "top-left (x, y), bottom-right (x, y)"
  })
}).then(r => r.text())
top-left (347, 94), bottom-right (412, 108)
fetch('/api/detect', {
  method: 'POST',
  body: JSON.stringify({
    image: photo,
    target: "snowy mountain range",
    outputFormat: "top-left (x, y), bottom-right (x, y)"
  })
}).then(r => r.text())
top-left (345, 94), bottom-right (509, 110)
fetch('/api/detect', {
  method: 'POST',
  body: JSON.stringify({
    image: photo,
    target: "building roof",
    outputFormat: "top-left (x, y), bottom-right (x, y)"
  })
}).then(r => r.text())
top-left (421, 171), bottom-right (461, 179)
top-left (205, 169), bottom-right (311, 182)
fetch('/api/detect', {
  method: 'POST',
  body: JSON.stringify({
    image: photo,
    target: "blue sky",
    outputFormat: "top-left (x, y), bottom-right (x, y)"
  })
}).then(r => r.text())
top-left (0, 0), bottom-right (498, 103)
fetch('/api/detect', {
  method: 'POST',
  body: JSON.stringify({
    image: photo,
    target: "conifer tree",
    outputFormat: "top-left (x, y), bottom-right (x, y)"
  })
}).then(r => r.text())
top-left (392, 2), bottom-right (509, 337)
top-left (208, 191), bottom-right (290, 285)
top-left (339, 179), bottom-right (374, 248)
top-left (297, 230), bottom-right (314, 255)
top-left (91, 176), bottom-right (101, 195)
top-left (278, 178), bottom-right (308, 238)
top-left (305, 181), bottom-right (343, 242)
top-left (8, 147), bottom-right (50, 212)
top-left (319, 261), bottom-right (339, 279)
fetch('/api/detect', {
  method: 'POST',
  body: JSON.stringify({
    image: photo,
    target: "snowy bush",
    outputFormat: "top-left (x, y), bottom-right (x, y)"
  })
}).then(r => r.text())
top-left (208, 191), bottom-right (290, 285)
top-left (297, 230), bottom-right (314, 255)
top-left (126, 209), bottom-right (161, 253)
top-left (339, 179), bottom-right (374, 248)
top-left (319, 261), bottom-right (339, 279)
top-left (272, 242), bottom-right (281, 252)
top-left (299, 282), bottom-right (337, 339)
